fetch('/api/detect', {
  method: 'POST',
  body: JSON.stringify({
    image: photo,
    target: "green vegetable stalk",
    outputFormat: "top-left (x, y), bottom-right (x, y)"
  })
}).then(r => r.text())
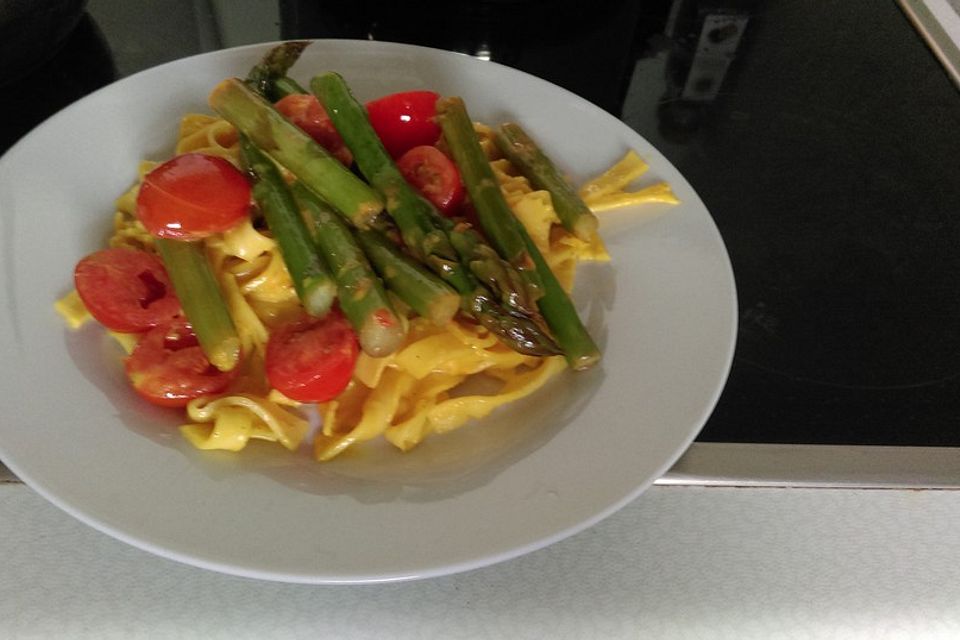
top-left (240, 136), bottom-right (337, 318)
top-left (309, 72), bottom-right (466, 285)
top-left (293, 182), bottom-right (408, 357)
top-left (155, 238), bottom-right (241, 372)
top-left (494, 122), bottom-right (599, 242)
top-left (244, 40), bottom-right (311, 101)
top-left (352, 227), bottom-right (460, 327)
top-left (208, 78), bottom-right (384, 228)
top-left (310, 71), bottom-right (560, 356)
top-left (437, 97), bottom-right (600, 370)
top-left (435, 97), bottom-right (544, 300)
top-left (519, 226), bottom-right (601, 370)
top-left (441, 216), bottom-right (538, 317)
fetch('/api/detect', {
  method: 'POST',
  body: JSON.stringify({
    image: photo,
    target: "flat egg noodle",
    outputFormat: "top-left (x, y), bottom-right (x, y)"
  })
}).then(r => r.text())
top-left (180, 393), bottom-right (309, 452)
top-left (54, 290), bottom-right (92, 329)
top-left (111, 161), bottom-right (157, 252)
top-left (578, 149), bottom-right (649, 201)
top-left (175, 113), bottom-right (239, 161)
top-left (313, 309), bottom-right (557, 460)
top-left (584, 182), bottom-right (680, 212)
top-left (385, 356), bottom-right (567, 451)
top-left (205, 220), bottom-right (301, 359)
top-left (578, 150), bottom-right (680, 212)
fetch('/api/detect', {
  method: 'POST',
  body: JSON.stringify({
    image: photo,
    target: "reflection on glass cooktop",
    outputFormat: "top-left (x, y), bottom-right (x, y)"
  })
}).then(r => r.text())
top-left (5, 0), bottom-right (960, 449)
top-left (620, 1), bottom-right (960, 445)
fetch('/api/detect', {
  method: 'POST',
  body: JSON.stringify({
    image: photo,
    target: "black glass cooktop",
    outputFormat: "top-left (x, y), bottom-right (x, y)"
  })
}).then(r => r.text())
top-left (5, 0), bottom-right (959, 447)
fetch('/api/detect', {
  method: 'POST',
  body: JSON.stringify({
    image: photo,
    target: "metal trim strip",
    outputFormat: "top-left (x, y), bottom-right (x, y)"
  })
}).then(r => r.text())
top-left (898, 0), bottom-right (960, 89)
top-left (658, 442), bottom-right (960, 489)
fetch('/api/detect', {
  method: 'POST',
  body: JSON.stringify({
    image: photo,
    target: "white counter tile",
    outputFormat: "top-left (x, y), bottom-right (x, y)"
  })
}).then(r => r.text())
top-left (3, 484), bottom-right (960, 639)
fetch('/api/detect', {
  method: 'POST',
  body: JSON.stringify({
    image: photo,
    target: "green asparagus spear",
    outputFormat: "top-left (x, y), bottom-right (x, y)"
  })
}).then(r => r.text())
top-left (352, 227), bottom-right (460, 326)
top-left (494, 122), bottom-right (599, 242)
top-left (518, 226), bottom-right (600, 370)
top-left (467, 290), bottom-right (563, 357)
top-left (208, 78), bottom-right (384, 228)
top-left (440, 215), bottom-right (539, 317)
top-left (435, 97), bottom-right (544, 299)
top-left (436, 97), bottom-right (600, 369)
top-left (155, 238), bottom-right (241, 372)
top-left (292, 182), bottom-right (407, 356)
top-left (240, 136), bottom-right (337, 317)
top-left (244, 41), bottom-right (310, 101)
top-left (310, 72), bottom-right (560, 356)
top-left (309, 72), bottom-right (467, 285)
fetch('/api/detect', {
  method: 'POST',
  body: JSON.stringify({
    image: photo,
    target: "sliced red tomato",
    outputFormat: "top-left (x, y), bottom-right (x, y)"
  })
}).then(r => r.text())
top-left (74, 248), bottom-right (181, 333)
top-left (397, 145), bottom-right (465, 215)
top-left (265, 309), bottom-right (359, 403)
top-left (136, 153), bottom-right (251, 240)
top-left (125, 318), bottom-right (237, 407)
top-left (365, 90), bottom-right (441, 159)
top-left (275, 93), bottom-right (353, 166)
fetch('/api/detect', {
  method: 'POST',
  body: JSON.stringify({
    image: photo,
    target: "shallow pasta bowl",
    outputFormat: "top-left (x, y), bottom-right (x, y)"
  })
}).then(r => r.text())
top-left (0, 40), bottom-right (736, 583)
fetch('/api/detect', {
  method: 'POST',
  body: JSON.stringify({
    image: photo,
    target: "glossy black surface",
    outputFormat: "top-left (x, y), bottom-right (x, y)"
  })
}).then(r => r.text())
top-left (4, 0), bottom-right (959, 446)
top-left (634, 2), bottom-right (960, 445)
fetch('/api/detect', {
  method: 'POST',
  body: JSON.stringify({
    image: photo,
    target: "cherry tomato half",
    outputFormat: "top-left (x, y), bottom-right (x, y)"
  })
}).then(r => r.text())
top-left (365, 91), bottom-right (441, 159)
top-left (397, 145), bottom-right (465, 215)
top-left (275, 94), bottom-right (353, 166)
top-left (136, 153), bottom-right (251, 240)
top-left (265, 309), bottom-right (359, 403)
top-left (125, 318), bottom-right (237, 407)
top-left (74, 248), bottom-right (181, 333)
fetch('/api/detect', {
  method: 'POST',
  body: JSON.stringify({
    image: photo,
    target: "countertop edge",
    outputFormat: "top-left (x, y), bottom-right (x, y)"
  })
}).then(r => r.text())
top-left (658, 442), bottom-right (960, 489)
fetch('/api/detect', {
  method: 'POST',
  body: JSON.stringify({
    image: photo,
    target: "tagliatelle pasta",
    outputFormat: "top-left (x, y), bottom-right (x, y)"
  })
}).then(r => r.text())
top-left (57, 102), bottom-right (676, 462)
top-left (175, 113), bottom-right (240, 159)
top-left (578, 150), bottom-right (680, 212)
top-left (489, 156), bottom-right (611, 291)
top-left (314, 314), bottom-right (561, 460)
top-left (180, 392), bottom-right (309, 451)
top-left (54, 290), bottom-right (92, 329)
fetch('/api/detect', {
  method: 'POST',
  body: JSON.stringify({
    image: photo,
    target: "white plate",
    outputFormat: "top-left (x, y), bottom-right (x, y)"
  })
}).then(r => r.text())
top-left (0, 40), bottom-right (736, 584)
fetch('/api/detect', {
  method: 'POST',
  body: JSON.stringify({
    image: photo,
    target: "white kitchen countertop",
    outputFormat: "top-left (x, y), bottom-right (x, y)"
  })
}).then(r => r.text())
top-left (3, 482), bottom-right (959, 639)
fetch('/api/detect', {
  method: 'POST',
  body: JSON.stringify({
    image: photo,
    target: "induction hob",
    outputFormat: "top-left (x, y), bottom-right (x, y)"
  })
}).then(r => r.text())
top-left (2, 0), bottom-right (959, 487)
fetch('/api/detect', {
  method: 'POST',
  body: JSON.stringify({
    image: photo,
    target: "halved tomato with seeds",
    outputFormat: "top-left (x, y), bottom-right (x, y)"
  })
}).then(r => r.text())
top-left (73, 247), bottom-right (181, 333)
top-left (125, 318), bottom-right (237, 407)
top-left (265, 308), bottom-right (359, 403)
top-left (397, 145), bottom-right (465, 215)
